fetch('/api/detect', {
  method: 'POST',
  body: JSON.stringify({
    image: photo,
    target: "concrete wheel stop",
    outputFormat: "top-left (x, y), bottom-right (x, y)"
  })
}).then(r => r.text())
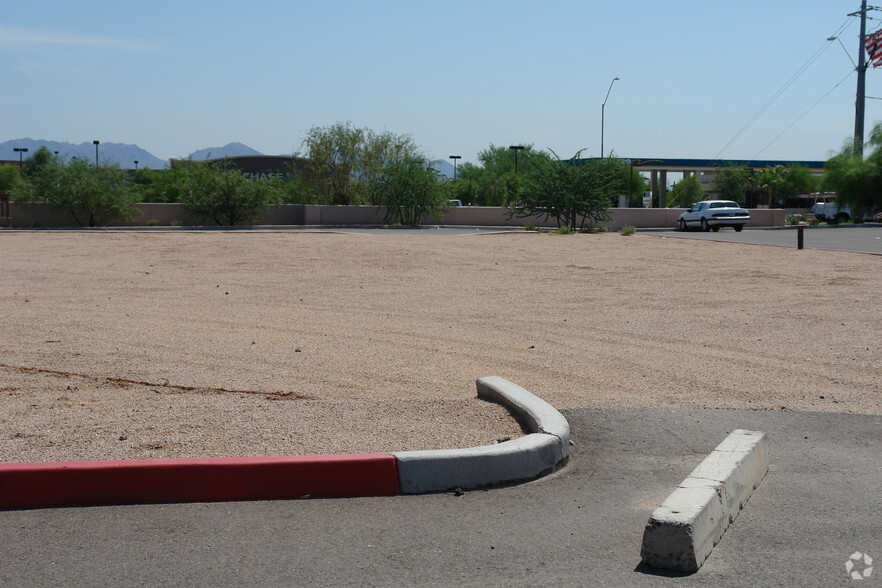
top-left (640, 429), bottom-right (769, 572)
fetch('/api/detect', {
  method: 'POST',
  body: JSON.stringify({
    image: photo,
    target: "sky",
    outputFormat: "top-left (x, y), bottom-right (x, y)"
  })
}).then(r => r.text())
top-left (3, 0), bottom-right (882, 166)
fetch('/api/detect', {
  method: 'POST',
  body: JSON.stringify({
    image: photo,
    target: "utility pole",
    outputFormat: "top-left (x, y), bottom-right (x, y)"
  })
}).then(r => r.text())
top-left (852, 0), bottom-right (868, 156)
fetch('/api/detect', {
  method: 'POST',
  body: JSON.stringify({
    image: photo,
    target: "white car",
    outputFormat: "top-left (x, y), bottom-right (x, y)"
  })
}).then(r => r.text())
top-left (678, 200), bottom-right (750, 232)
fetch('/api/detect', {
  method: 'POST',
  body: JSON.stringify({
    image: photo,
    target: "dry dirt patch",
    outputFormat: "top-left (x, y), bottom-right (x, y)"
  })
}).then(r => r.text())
top-left (1, 231), bottom-right (879, 462)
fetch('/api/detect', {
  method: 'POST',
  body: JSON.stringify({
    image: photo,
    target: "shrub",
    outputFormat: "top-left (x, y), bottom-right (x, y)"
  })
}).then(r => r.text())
top-left (553, 225), bottom-right (574, 235)
top-left (620, 224), bottom-right (636, 236)
top-left (523, 221), bottom-right (540, 231)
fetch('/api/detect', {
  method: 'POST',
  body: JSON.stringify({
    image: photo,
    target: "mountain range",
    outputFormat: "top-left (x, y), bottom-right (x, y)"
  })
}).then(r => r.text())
top-left (0, 138), bottom-right (457, 177)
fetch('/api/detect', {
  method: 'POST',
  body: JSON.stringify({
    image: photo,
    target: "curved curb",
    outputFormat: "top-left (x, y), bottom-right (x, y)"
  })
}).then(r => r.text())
top-left (0, 377), bottom-right (569, 509)
top-left (394, 376), bottom-right (570, 494)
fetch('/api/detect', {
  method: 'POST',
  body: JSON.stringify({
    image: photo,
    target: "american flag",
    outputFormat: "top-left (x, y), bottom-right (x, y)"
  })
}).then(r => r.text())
top-left (865, 29), bottom-right (882, 67)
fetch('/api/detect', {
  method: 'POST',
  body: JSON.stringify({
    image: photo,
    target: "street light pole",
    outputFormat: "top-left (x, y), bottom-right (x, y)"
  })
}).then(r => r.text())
top-left (134, 160), bottom-right (139, 171)
top-left (508, 145), bottom-right (524, 175)
top-left (448, 155), bottom-right (461, 180)
top-left (601, 77), bottom-right (619, 159)
top-left (93, 140), bottom-right (100, 166)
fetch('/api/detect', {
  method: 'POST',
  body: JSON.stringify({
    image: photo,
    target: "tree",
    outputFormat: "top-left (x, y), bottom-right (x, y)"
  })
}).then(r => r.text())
top-left (623, 165), bottom-right (648, 207)
top-left (368, 160), bottom-right (444, 226)
top-left (0, 165), bottom-right (19, 194)
top-left (669, 175), bottom-right (703, 208)
top-left (474, 144), bottom-right (548, 177)
top-left (132, 165), bottom-right (195, 203)
top-left (299, 121), bottom-right (421, 205)
top-left (713, 165), bottom-right (751, 204)
top-left (755, 164), bottom-right (814, 207)
top-left (509, 151), bottom-right (623, 231)
top-left (823, 123), bottom-right (882, 218)
top-left (22, 146), bottom-right (56, 178)
top-left (14, 158), bottom-right (137, 227)
top-left (180, 161), bottom-right (280, 226)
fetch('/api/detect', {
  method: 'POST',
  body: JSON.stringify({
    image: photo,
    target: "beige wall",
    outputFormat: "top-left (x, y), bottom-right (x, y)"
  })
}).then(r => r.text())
top-left (6, 203), bottom-right (785, 230)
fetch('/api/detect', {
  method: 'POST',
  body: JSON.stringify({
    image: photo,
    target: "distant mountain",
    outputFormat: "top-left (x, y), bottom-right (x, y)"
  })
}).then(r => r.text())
top-left (432, 159), bottom-right (457, 180)
top-left (0, 138), bottom-right (167, 169)
top-left (186, 142), bottom-right (263, 161)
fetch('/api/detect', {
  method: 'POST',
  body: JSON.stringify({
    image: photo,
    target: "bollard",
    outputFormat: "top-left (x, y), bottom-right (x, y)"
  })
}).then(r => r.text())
top-left (797, 226), bottom-right (804, 250)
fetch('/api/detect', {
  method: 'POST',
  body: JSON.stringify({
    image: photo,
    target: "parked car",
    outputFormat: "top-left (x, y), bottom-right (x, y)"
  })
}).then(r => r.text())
top-left (678, 200), bottom-right (750, 232)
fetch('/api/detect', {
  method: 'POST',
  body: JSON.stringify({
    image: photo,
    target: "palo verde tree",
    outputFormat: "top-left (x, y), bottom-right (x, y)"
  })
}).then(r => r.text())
top-left (823, 122), bottom-right (882, 218)
top-left (368, 159), bottom-right (444, 226)
top-left (509, 150), bottom-right (624, 231)
top-left (13, 157), bottom-right (137, 227)
top-left (180, 160), bottom-right (280, 226)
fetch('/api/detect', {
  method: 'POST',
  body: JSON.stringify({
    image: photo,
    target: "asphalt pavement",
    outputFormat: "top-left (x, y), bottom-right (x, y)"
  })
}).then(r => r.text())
top-left (2, 408), bottom-right (879, 587)
top-left (649, 224), bottom-right (882, 255)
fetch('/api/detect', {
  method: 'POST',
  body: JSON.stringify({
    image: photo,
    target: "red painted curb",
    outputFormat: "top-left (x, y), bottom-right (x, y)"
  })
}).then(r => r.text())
top-left (0, 453), bottom-right (400, 509)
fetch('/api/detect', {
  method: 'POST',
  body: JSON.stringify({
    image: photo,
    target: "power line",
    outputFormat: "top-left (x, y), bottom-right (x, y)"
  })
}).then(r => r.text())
top-left (751, 69), bottom-right (855, 159)
top-left (713, 17), bottom-right (856, 159)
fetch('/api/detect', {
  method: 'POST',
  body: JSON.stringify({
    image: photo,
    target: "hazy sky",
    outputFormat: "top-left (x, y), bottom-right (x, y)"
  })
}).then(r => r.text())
top-left (3, 1), bottom-right (881, 164)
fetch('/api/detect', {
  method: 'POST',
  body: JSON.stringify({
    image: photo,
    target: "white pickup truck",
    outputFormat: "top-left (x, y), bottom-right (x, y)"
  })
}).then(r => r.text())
top-left (810, 201), bottom-right (875, 224)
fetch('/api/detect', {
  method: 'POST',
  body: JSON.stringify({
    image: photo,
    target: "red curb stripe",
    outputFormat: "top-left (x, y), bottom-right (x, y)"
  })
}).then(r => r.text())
top-left (0, 453), bottom-right (400, 509)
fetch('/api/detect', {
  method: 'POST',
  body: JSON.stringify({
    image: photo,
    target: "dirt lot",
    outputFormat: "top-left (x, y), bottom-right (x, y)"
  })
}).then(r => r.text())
top-left (1, 230), bottom-right (879, 462)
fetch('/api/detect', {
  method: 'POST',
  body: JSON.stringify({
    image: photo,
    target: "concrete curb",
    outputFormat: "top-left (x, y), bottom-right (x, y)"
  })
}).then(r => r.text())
top-left (640, 429), bottom-right (769, 572)
top-left (0, 377), bottom-right (569, 509)
top-left (0, 454), bottom-right (401, 510)
top-left (394, 376), bottom-right (570, 493)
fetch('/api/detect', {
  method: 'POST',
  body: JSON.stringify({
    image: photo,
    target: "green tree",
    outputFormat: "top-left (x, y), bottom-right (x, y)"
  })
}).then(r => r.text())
top-left (755, 164), bottom-right (813, 207)
top-left (0, 165), bottom-right (19, 194)
top-left (180, 161), bottom-right (280, 226)
top-left (669, 175), bottom-right (704, 208)
top-left (823, 123), bottom-right (882, 218)
top-left (22, 146), bottom-right (56, 178)
top-left (368, 160), bottom-right (444, 226)
top-left (299, 122), bottom-right (421, 205)
top-left (509, 151), bottom-right (623, 231)
top-left (132, 165), bottom-right (195, 203)
top-left (14, 158), bottom-right (137, 227)
top-left (474, 143), bottom-right (548, 176)
top-left (713, 165), bottom-right (751, 204)
top-left (623, 165), bottom-right (648, 207)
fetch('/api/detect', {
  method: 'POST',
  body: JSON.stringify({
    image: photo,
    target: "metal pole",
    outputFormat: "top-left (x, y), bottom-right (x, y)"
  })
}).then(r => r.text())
top-left (601, 77), bottom-right (619, 158)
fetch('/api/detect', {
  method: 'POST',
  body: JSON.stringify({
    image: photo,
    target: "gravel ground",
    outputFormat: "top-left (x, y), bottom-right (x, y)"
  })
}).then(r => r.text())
top-left (1, 231), bottom-right (879, 463)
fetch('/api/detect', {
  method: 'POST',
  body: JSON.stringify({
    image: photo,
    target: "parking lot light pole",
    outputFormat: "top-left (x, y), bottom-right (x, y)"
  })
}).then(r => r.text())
top-left (13, 147), bottom-right (28, 173)
top-left (93, 140), bottom-right (100, 166)
top-left (508, 145), bottom-right (524, 175)
top-left (601, 77), bottom-right (619, 158)
top-left (449, 155), bottom-right (461, 180)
